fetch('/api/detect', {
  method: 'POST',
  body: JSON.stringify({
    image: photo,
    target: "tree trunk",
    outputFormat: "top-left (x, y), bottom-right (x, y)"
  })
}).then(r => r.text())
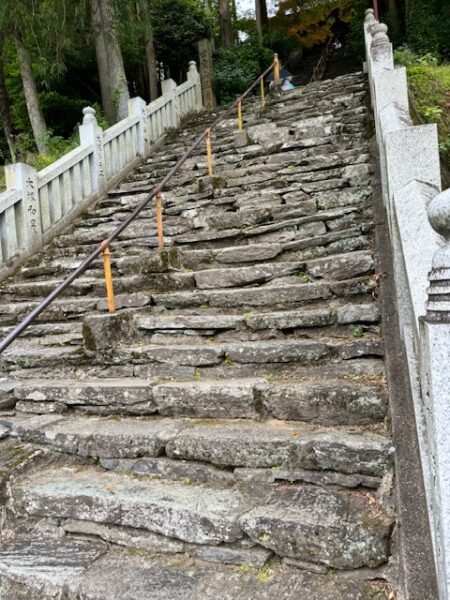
top-left (91, 0), bottom-right (130, 123)
top-left (388, 0), bottom-right (400, 38)
top-left (139, 0), bottom-right (158, 101)
top-left (255, 0), bottom-right (268, 41)
top-left (15, 37), bottom-right (48, 154)
top-left (219, 0), bottom-right (233, 48)
top-left (0, 38), bottom-right (16, 162)
top-left (91, 0), bottom-right (114, 123)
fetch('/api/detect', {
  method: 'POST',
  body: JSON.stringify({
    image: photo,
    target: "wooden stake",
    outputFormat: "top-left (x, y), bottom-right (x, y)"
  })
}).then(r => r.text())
top-left (102, 246), bottom-right (115, 313)
top-left (206, 129), bottom-right (213, 177)
top-left (274, 53), bottom-right (281, 88)
top-left (260, 77), bottom-right (265, 109)
top-left (237, 100), bottom-right (243, 132)
top-left (156, 191), bottom-right (164, 251)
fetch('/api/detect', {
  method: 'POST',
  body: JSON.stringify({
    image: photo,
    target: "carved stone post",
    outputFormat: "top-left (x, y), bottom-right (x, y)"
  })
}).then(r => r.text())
top-left (364, 8), bottom-right (376, 72)
top-left (420, 187), bottom-right (450, 596)
top-left (197, 39), bottom-right (216, 109)
top-left (128, 96), bottom-right (150, 158)
top-left (5, 163), bottom-right (41, 252)
top-left (79, 106), bottom-right (107, 194)
top-left (187, 61), bottom-right (203, 111)
top-left (370, 23), bottom-right (394, 73)
top-left (162, 78), bottom-right (180, 129)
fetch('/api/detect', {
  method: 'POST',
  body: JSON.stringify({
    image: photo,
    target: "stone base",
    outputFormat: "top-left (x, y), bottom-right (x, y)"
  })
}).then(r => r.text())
top-left (234, 131), bottom-right (249, 148)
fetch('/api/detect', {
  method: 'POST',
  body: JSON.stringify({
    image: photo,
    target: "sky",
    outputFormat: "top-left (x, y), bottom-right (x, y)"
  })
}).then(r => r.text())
top-left (236, 0), bottom-right (278, 17)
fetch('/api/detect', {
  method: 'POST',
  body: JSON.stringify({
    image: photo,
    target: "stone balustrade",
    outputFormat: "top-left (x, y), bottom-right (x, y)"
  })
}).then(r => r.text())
top-left (0, 61), bottom-right (203, 277)
top-left (365, 10), bottom-right (450, 598)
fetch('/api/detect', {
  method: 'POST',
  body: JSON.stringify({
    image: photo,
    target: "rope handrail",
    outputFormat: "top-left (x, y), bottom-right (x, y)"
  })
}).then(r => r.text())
top-left (0, 58), bottom-right (279, 354)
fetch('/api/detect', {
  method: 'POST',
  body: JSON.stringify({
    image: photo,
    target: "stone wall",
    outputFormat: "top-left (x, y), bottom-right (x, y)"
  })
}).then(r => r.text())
top-left (0, 62), bottom-right (203, 280)
top-left (364, 10), bottom-right (450, 599)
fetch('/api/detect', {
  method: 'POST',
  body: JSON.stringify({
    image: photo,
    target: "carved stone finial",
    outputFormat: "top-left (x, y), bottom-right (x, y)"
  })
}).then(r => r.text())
top-left (371, 23), bottom-right (390, 46)
top-left (365, 8), bottom-right (376, 25)
top-left (82, 106), bottom-right (97, 125)
top-left (370, 23), bottom-right (393, 69)
top-left (427, 189), bottom-right (450, 318)
top-left (188, 60), bottom-right (198, 73)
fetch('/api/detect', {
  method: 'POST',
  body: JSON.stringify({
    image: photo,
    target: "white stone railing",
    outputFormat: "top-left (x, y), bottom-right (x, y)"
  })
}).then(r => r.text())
top-left (0, 61), bottom-right (203, 277)
top-left (365, 10), bottom-right (450, 598)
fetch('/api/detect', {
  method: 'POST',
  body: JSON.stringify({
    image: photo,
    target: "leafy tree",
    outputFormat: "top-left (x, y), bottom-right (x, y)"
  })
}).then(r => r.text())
top-left (149, 0), bottom-right (211, 81)
top-left (273, 0), bottom-right (357, 48)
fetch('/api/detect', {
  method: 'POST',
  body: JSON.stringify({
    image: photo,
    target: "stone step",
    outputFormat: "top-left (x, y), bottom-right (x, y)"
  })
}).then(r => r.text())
top-left (152, 278), bottom-right (375, 310)
top-left (13, 378), bottom-right (155, 415)
top-left (112, 338), bottom-right (384, 373)
top-left (0, 536), bottom-right (393, 599)
top-left (12, 464), bottom-right (392, 569)
top-left (11, 375), bottom-right (387, 424)
top-left (0, 293), bottom-right (151, 327)
top-left (4, 415), bottom-right (393, 477)
top-left (82, 300), bottom-right (380, 352)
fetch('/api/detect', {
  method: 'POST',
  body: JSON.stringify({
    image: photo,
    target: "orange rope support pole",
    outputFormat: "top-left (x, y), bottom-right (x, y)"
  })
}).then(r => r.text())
top-left (156, 191), bottom-right (164, 252)
top-left (274, 53), bottom-right (281, 88)
top-left (102, 245), bottom-right (116, 313)
top-left (237, 100), bottom-right (243, 132)
top-left (205, 128), bottom-right (213, 177)
top-left (260, 77), bottom-right (265, 109)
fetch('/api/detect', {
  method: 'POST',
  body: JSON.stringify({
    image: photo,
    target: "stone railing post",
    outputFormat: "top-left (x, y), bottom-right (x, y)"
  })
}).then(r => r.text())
top-left (79, 106), bottom-right (107, 194)
top-left (128, 96), bottom-right (150, 158)
top-left (370, 23), bottom-right (394, 73)
top-left (162, 79), bottom-right (180, 129)
top-left (364, 8), bottom-right (376, 76)
top-left (187, 60), bottom-right (204, 111)
top-left (420, 187), bottom-right (450, 597)
top-left (5, 163), bottom-right (41, 252)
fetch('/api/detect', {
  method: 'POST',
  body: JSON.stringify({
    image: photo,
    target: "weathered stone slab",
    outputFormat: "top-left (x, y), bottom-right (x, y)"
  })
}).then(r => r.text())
top-left (153, 379), bottom-right (260, 418)
top-left (224, 340), bottom-right (330, 364)
top-left (245, 308), bottom-right (335, 330)
top-left (306, 251), bottom-right (374, 280)
top-left (136, 314), bottom-right (244, 331)
top-left (14, 379), bottom-right (156, 413)
top-left (125, 344), bottom-right (224, 366)
top-left (261, 380), bottom-right (387, 425)
top-left (14, 466), bottom-right (246, 544)
top-left (336, 303), bottom-right (380, 324)
top-left (0, 536), bottom-right (106, 599)
top-left (166, 421), bottom-right (392, 476)
top-left (194, 263), bottom-right (299, 289)
top-left (240, 484), bottom-right (392, 569)
top-left (214, 243), bottom-right (283, 264)
top-left (8, 416), bottom-right (182, 458)
top-left (153, 281), bottom-right (332, 309)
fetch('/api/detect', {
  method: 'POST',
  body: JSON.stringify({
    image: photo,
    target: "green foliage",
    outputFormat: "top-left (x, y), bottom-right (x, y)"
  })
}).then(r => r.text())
top-left (394, 46), bottom-right (440, 68)
top-left (262, 27), bottom-right (299, 64)
top-left (406, 0), bottom-right (439, 55)
top-left (403, 59), bottom-right (450, 168)
top-left (345, 0), bottom-right (371, 61)
top-left (352, 325), bottom-right (364, 339)
top-left (213, 37), bottom-right (272, 104)
top-left (149, 0), bottom-right (211, 81)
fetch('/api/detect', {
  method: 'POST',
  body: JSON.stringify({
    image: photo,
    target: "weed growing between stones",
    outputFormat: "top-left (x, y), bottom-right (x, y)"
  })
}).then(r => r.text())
top-left (352, 325), bottom-right (364, 338)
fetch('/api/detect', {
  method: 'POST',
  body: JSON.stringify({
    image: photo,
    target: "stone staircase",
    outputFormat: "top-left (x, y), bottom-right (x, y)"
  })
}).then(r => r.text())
top-left (0, 73), bottom-right (399, 599)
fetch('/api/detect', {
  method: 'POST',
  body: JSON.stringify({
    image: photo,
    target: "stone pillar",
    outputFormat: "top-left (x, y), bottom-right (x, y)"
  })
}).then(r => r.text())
top-left (197, 38), bottom-right (216, 109)
top-left (187, 61), bottom-right (203, 111)
top-left (79, 106), bottom-right (107, 194)
top-left (5, 162), bottom-right (41, 252)
top-left (420, 187), bottom-right (450, 599)
top-left (370, 23), bottom-right (394, 74)
top-left (364, 9), bottom-right (377, 103)
top-left (128, 96), bottom-right (150, 157)
top-left (162, 79), bottom-right (180, 129)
